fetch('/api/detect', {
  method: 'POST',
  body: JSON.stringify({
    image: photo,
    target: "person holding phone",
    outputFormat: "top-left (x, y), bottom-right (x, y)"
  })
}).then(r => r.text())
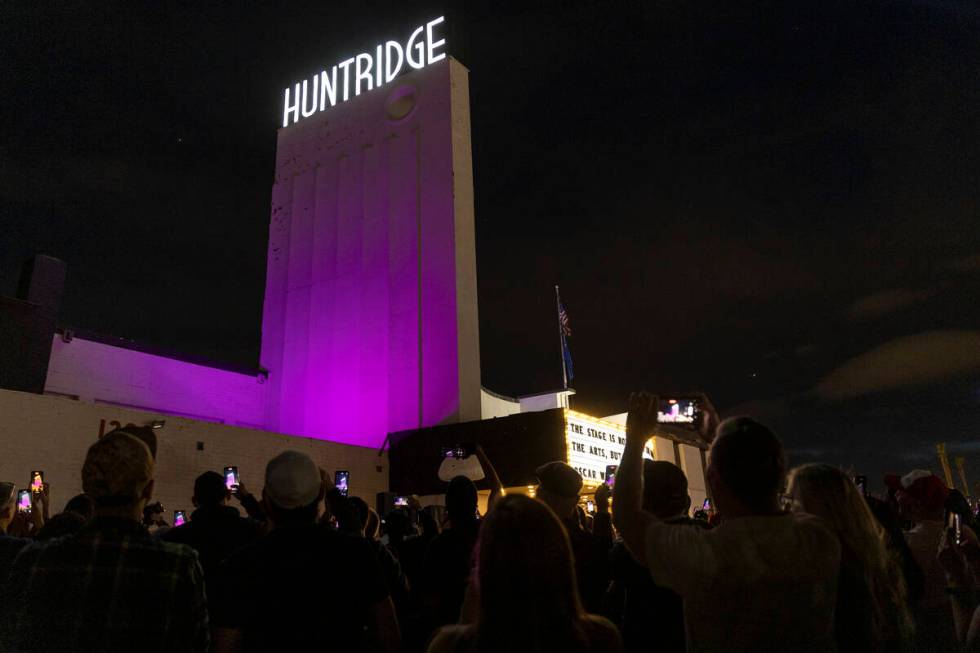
top-left (210, 451), bottom-right (399, 653)
top-left (608, 459), bottom-right (707, 653)
top-left (937, 516), bottom-right (980, 650)
top-left (0, 432), bottom-right (208, 652)
top-left (614, 392), bottom-right (841, 653)
top-left (162, 471), bottom-right (264, 585)
top-left (0, 482), bottom-right (33, 583)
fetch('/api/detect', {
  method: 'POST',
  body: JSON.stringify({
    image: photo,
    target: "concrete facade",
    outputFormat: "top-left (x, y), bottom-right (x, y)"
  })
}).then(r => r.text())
top-left (45, 336), bottom-right (266, 428)
top-left (260, 57), bottom-right (481, 448)
top-left (0, 389), bottom-right (385, 519)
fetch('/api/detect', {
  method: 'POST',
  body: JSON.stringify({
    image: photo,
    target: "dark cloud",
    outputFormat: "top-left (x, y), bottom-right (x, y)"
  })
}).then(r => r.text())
top-left (813, 330), bottom-right (980, 400)
top-left (948, 254), bottom-right (980, 275)
top-left (846, 288), bottom-right (931, 321)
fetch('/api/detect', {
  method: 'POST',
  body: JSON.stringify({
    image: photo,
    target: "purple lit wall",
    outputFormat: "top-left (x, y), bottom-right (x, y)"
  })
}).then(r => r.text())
top-left (260, 58), bottom-right (481, 447)
top-left (45, 336), bottom-right (267, 427)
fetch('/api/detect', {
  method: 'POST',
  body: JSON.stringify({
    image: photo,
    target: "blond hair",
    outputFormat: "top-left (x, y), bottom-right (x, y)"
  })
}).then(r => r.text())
top-left (82, 432), bottom-right (154, 505)
top-left (788, 464), bottom-right (914, 650)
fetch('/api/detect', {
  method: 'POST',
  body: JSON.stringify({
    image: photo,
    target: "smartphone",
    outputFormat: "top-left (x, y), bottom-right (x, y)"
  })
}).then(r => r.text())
top-left (605, 464), bottom-right (618, 487)
top-left (952, 513), bottom-right (963, 546)
top-left (223, 466), bottom-right (240, 490)
top-left (854, 475), bottom-right (867, 497)
top-left (30, 471), bottom-right (44, 493)
top-left (17, 489), bottom-right (31, 514)
top-left (703, 498), bottom-right (713, 511)
top-left (334, 471), bottom-right (350, 497)
top-left (174, 510), bottom-right (187, 527)
top-left (441, 444), bottom-right (470, 459)
top-left (657, 398), bottom-right (700, 425)
top-left (394, 496), bottom-right (409, 507)
top-left (586, 500), bottom-right (595, 513)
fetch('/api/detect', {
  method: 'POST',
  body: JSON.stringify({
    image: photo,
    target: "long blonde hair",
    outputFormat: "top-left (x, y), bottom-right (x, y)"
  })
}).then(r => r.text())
top-left (475, 495), bottom-right (590, 653)
top-left (787, 464), bottom-right (914, 650)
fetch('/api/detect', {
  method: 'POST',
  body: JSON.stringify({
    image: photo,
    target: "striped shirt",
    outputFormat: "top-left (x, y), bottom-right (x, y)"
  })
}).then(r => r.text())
top-left (0, 516), bottom-right (208, 653)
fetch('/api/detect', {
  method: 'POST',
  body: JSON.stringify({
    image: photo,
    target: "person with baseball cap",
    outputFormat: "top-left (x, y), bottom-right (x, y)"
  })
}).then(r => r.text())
top-left (210, 450), bottom-right (399, 653)
top-left (884, 469), bottom-right (957, 650)
top-left (534, 460), bottom-right (613, 614)
top-left (1, 431), bottom-right (208, 652)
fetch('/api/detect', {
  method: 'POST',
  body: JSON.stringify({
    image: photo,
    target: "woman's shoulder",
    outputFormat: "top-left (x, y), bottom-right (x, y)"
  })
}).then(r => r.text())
top-left (582, 614), bottom-right (623, 652)
top-left (426, 624), bottom-right (476, 653)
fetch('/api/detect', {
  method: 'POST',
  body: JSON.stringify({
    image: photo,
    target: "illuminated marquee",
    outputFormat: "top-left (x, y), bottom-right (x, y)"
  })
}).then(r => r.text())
top-left (564, 410), bottom-right (654, 485)
top-left (281, 16), bottom-right (447, 128)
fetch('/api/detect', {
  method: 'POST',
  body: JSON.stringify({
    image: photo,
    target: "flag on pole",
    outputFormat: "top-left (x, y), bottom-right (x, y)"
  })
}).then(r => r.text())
top-left (555, 286), bottom-right (574, 387)
top-left (559, 302), bottom-right (572, 337)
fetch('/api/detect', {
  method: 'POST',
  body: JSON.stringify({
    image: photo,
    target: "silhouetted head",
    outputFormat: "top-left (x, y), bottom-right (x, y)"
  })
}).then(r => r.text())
top-left (193, 471), bottom-right (228, 508)
top-left (83, 432), bottom-right (155, 519)
top-left (643, 460), bottom-right (691, 518)
top-left (707, 417), bottom-right (785, 515)
top-left (262, 451), bottom-right (323, 527)
top-left (534, 461), bottom-right (583, 521)
top-left (446, 475), bottom-right (478, 524)
top-left (105, 425), bottom-right (158, 460)
top-left (476, 495), bottom-right (587, 649)
top-left (63, 494), bottom-right (95, 521)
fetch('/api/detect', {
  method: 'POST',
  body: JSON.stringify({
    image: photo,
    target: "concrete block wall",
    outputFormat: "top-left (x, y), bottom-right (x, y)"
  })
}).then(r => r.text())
top-left (45, 336), bottom-right (267, 428)
top-left (0, 389), bottom-right (387, 522)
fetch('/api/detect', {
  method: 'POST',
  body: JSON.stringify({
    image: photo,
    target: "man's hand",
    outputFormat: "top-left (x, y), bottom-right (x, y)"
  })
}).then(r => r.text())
top-left (231, 482), bottom-right (253, 503)
top-left (692, 393), bottom-right (720, 442)
top-left (8, 510), bottom-right (32, 538)
top-left (30, 488), bottom-right (46, 530)
top-left (625, 392), bottom-right (658, 444)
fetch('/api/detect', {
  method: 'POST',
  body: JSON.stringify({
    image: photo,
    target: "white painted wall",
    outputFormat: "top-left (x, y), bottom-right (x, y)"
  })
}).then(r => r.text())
top-left (45, 336), bottom-right (267, 428)
top-left (480, 388), bottom-right (521, 419)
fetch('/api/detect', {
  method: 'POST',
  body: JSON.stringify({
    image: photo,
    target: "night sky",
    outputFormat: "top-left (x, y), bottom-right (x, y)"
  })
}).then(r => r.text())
top-left (2, 1), bottom-right (979, 491)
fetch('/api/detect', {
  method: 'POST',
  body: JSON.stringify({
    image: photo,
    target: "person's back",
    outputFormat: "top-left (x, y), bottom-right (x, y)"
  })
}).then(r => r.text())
top-left (422, 476), bottom-right (482, 629)
top-left (0, 482), bottom-right (32, 586)
top-left (3, 517), bottom-right (207, 651)
top-left (162, 471), bottom-right (263, 581)
top-left (884, 470), bottom-right (956, 652)
top-left (614, 399), bottom-right (841, 653)
top-left (0, 433), bottom-right (207, 653)
top-left (427, 494), bottom-right (621, 653)
top-left (211, 450), bottom-right (397, 653)
top-left (645, 511), bottom-right (839, 652)
top-left (214, 522), bottom-right (390, 651)
top-left (610, 460), bottom-right (707, 653)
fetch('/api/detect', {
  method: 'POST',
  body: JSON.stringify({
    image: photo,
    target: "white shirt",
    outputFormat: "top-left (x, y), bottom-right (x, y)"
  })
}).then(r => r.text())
top-left (644, 512), bottom-right (841, 653)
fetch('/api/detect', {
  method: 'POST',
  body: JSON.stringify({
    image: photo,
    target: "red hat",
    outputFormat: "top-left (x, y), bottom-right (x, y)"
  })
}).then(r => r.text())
top-left (884, 470), bottom-right (949, 512)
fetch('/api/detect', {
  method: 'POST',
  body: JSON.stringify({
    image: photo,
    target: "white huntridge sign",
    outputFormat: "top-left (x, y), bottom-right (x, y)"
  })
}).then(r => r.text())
top-left (281, 16), bottom-right (447, 127)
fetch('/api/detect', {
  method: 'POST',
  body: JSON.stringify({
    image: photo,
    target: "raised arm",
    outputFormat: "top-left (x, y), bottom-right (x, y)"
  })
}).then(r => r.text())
top-left (475, 445), bottom-right (505, 513)
top-left (612, 392), bottom-right (659, 566)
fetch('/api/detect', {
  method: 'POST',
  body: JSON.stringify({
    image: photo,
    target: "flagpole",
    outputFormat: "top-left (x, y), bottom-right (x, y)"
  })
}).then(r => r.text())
top-left (555, 285), bottom-right (568, 390)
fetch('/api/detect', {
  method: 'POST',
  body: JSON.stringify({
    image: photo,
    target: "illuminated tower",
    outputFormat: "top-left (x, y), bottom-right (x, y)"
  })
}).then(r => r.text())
top-left (259, 53), bottom-right (481, 447)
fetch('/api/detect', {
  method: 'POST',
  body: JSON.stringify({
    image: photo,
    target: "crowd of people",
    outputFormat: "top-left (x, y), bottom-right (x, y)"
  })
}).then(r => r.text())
top-left (0, 393), bottom-right (979, 652)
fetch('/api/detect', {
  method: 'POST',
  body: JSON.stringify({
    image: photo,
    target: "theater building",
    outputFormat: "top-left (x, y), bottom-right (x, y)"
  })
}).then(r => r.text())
top-left (0, 16), bottom-right (708, 516)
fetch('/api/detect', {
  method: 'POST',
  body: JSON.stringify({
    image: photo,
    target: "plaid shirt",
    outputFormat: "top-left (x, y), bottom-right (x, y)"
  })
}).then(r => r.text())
top-left (0, 516), bottom-right (208, 653)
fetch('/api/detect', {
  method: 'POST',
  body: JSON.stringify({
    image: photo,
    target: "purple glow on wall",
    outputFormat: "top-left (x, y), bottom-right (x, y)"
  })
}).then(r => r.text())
top-left (260, 58), bottom-right (480, 448)
top-left (45, 337), bottom-right (267, 427)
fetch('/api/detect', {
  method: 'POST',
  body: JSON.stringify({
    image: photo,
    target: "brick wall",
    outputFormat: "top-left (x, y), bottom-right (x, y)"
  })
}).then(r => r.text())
top-left (0, 389), bottom-right (388, 521)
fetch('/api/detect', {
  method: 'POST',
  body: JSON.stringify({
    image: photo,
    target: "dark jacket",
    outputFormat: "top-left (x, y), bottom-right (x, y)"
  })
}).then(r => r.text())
top-left (162, 504), bottom-right (263, 582)
top-left (609, 516), bottom-right (709, 653)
